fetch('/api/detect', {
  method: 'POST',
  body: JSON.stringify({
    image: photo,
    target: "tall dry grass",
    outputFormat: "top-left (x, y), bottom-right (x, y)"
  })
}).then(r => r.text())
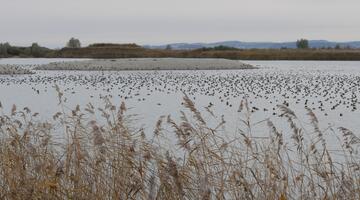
top-left (0, 89), bottom-right (359, 199)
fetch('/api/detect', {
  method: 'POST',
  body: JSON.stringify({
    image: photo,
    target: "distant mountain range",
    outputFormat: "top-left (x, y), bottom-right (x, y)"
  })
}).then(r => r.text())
top-left (144, 40), bottom-right (360, 50)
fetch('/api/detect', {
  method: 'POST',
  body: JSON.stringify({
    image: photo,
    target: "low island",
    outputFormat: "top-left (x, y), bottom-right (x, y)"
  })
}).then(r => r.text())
top-left (34, 58), bottom-right (255, 71)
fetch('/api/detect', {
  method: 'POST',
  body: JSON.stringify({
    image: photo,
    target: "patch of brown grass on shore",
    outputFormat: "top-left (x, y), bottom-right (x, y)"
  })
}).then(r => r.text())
top-left (0, 90), bottom-right (359, 199)
top-left (54, 47), bottom-right (360, 61)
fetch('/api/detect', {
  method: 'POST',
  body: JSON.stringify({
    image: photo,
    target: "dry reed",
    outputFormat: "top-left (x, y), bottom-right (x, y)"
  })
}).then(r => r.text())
top-left (0, 90), bottom-right (359, 199)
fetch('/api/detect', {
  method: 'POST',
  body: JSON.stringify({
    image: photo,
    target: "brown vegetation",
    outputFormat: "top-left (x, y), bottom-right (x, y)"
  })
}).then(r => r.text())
top-left (0, 88), bottom-right (359, 199)
top-left (2, 42), bottom-right (360, 60)
top-left (87, 43), bottom-right (142, 48)
top-left (54, 45), bottom-right (360, 60)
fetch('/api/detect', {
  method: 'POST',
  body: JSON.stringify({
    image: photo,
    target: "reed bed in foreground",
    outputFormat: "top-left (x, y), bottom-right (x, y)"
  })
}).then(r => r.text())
top-left (0, 91), bottom-right (359, 199)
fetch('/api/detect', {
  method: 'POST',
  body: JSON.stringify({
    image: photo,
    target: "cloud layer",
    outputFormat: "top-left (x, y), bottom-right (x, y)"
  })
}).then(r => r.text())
top-left (1, 0), bottom-right (359, 47)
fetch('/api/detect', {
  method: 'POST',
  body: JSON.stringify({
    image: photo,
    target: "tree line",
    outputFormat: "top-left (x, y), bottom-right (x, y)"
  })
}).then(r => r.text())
top-left (0, 42), bottom-right (52, 58)
top-left (1, 38), bottom-right (358, 58)
top-left (0, 38), bottom-right (82, 58)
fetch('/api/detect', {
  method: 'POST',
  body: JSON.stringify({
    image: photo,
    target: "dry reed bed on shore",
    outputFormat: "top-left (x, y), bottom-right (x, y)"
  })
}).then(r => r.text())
top-left (0, 88), bottom-right (359, 199)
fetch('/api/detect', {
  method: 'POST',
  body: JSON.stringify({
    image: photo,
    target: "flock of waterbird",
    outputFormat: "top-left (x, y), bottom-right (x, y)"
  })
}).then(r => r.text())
top-left (1, 62), bottom-right (359, 119)
top-left (0, 64), bottom-right (34, 75)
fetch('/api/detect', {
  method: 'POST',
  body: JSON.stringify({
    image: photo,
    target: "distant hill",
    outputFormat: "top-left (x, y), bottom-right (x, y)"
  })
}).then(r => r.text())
top-left (145, 40), bottom-right (360, 50)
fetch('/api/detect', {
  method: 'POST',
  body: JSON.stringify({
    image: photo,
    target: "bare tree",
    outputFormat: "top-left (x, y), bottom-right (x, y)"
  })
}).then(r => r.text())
top-left (296, 39), bottom-right (309, 49)
top-left (165, 44), bottom-right (172, 50)
top-left (67, 37), bottom-right (81, 48)
top-left (0, 43), bottom-right (10, 56)
top-left (31, 43), bottom-right (42, 57)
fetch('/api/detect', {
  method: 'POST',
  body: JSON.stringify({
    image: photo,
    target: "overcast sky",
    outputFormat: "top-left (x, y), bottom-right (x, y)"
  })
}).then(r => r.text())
top-left (1, 0), bottom-right (359, 47)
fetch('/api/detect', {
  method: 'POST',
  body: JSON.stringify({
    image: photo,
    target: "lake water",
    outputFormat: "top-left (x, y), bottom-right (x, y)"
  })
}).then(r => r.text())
top-left (1, 58), bottom-right (360, 149)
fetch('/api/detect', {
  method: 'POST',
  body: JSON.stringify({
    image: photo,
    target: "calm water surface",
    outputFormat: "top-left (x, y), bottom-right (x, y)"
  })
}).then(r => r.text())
top-left (1, 59), bottom-right (359, 148)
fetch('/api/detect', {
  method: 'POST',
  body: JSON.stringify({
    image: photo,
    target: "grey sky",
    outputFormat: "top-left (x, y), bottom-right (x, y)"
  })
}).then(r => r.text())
top-left (1, 0), bottom-right (359, 47)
